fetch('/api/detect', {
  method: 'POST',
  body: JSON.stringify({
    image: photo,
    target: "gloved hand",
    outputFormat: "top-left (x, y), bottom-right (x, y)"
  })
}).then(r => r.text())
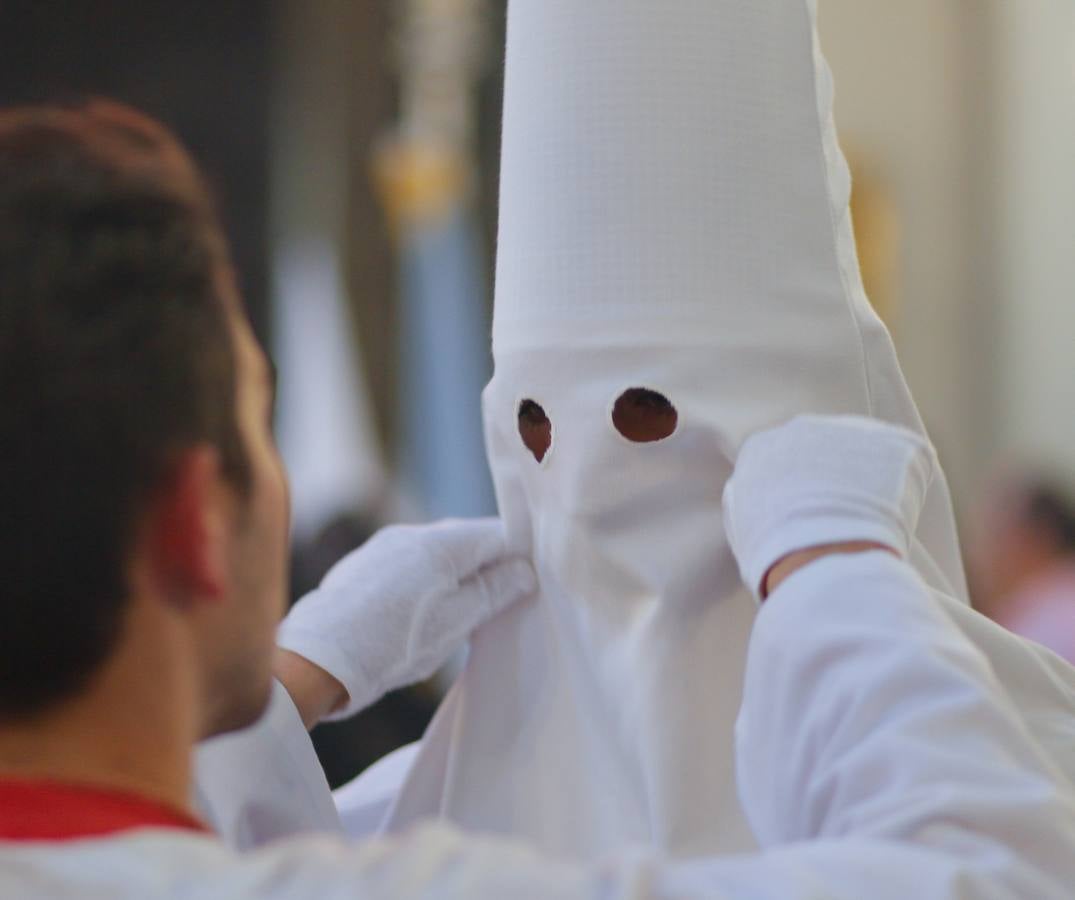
top-left (277, 518), bottom-right (536, 721)
top-left (722, 415), bottom-right (936, 601)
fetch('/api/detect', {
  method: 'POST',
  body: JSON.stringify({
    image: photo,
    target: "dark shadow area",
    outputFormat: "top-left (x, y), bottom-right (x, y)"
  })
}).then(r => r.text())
top-left (0, 0), bottom-right (272, 341)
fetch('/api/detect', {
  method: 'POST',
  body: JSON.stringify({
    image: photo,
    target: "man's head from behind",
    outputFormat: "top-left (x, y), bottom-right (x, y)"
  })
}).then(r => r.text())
top-left (0, 100), bottom-right (288, 738)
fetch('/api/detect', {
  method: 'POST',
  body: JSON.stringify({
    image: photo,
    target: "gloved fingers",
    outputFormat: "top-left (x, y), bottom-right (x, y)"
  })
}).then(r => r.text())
top-left (733, 415), bottom-right (935, 490)
top-left (725, 416), bottom-right (935, 541)
top-left (456, 556), bottom-right (539, 620)
top-left (423, 517), bottom-right (516, 580)
top-left (723, 414), bottom-right (937, 600)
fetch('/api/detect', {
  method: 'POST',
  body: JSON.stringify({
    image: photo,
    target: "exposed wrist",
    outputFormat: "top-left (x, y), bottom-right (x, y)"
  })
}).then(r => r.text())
top-left (762, 541), bottom-right (897, 600)
top-left (273, 648), bottom-right (348, 730)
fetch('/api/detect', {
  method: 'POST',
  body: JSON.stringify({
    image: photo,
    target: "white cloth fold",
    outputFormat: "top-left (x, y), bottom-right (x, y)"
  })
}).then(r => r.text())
top-left (194, 680), bottom-right (342, 849)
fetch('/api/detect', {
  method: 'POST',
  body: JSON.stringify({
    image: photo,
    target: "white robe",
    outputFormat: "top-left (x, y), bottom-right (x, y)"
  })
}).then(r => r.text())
top-left (11, 553), bottom-right (1075, 897)
top-left (369, 0), bottom-right (971, 857)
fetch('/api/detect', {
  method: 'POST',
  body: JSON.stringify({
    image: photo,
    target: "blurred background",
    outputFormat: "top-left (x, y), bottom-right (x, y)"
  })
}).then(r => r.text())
top-left (3, 0), bottom-right (1074, 782)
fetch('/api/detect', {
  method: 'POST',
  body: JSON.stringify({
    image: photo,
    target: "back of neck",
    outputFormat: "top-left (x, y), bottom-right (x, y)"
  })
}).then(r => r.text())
top-left (0, 597), bottom-right (199, 815)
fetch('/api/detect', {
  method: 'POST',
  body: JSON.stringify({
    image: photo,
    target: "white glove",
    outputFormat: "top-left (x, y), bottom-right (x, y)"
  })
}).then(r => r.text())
top-left (723, 415), bottom-right (936, 601)
top-left (277, 518), bottom-right (536, 720)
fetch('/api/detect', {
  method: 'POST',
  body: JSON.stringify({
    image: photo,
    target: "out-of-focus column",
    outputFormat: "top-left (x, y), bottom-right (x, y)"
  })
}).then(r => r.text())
top-left (992, 0), bottom-right (1075, 479)
top-left (270, 0), bottom-right (389, 542)
top-left (378, 0), bottom-right (497, 519)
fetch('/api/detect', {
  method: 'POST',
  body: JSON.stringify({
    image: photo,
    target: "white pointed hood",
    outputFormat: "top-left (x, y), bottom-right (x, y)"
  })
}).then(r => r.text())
top-left (384, 0), bottom-right (967, 859)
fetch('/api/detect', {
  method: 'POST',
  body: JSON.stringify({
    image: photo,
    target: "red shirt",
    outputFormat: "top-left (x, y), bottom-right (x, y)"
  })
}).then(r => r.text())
top-left (0, 779), bottom-right (208, 841)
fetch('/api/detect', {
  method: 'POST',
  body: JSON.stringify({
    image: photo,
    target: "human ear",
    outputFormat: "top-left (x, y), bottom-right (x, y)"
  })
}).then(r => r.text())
top-left (145, 445), bottom-right (231, 607)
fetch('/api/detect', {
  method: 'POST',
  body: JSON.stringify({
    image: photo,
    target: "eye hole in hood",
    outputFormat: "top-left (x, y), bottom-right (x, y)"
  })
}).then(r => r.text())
top-left (612, 388), bottom-right (678, 443)
top-left (518, 399), bottom-right (553, 462)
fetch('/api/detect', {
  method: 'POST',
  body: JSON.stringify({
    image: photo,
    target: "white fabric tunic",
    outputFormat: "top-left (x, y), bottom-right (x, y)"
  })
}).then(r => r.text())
top-left (378, 0), bottom-right (966, 859)
top-left (14, 553), bottom-right (1075, 898)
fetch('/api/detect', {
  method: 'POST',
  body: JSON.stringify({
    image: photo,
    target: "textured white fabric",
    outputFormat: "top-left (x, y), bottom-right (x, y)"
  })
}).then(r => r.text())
top-left (724, 415), bottom-right (936, 598)
top-left (11, 552), bottom-right (1075, 897)
top-left (382, 0), bottom-right (967, 859)
top-left (277, 519), bottom-right (536, 719)
top-left (733, 551), bottom-right (1075, 897)
top-left (333, 743), bottom-right (421, 840)
top-left (195, 680), bottom-right (343, 849)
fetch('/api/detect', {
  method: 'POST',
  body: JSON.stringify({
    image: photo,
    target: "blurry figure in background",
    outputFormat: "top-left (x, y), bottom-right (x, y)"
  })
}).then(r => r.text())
top-left (376, 0), bottom-right (497, 522)
top-left (969, 474), bottom-right (1075, 664)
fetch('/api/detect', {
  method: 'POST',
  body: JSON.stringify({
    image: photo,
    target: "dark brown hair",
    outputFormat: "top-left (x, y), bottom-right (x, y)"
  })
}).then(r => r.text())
top-left (0, 99), bottom-right (249, 718)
